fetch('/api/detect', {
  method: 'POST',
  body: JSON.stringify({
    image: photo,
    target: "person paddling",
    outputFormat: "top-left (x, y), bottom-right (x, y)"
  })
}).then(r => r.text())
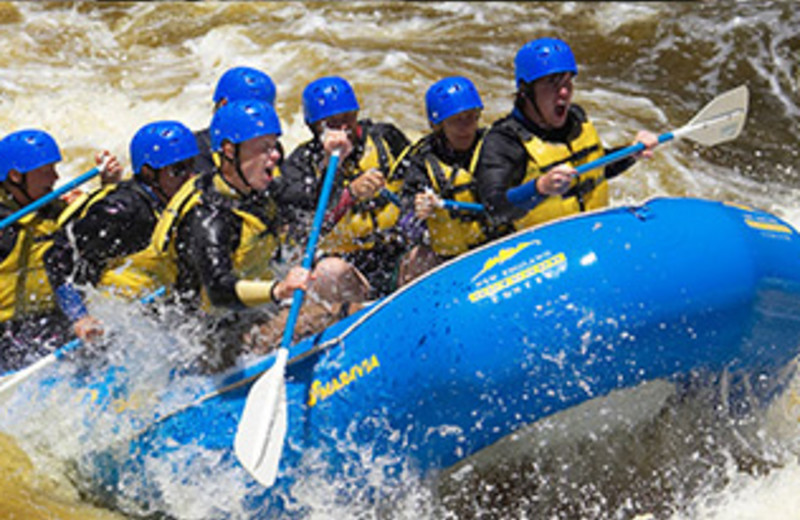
top-left (474, 37), bottom-right (658, 235)
top-left (394, 76), bottom-right (492, 285)
top-left (44, 121), bottom-right (199, 343)
top-left (151, 100), bottom-right (318, 369)
top-left (0, 130), bottom-right (121, 372)
top-left (278, 76), bottom-right (411, 300)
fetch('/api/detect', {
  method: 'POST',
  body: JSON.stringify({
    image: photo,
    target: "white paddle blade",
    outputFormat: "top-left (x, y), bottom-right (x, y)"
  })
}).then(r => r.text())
top-left (253, 383), bottom-right (287, 486)
top-left (677, 85), bottom-right (748, 146)
top-left (0, 354), bottom-right (56, 404)
top-left (234, 349), bottom-right (289, 487)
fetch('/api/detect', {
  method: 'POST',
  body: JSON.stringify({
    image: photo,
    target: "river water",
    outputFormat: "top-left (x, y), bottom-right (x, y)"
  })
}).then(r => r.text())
top-left (1, 2), bottom-right (799, 519)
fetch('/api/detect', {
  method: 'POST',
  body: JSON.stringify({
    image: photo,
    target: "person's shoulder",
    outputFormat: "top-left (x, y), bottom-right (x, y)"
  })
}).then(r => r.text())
top-left (363, 119), bottom-right (410, 143)
top-left (488, 112), bottom-right (520, 131)
top-left (282, 138), bottom-right (320, 180)
top-left (86, 180), bottom-right (147, 214)
top-left (365, 119), bottom-right (401, 131)
top-left (284, 137), bottom-right (318, 162)
top-left (485, 113), bottom-right (525, 141)
top-left (405, 132), bottom-right (437, 159)
top-left (172, 173), bottom-right (216, 214)
top-left (115, 178), bottom-right (148, 196)
top-left (182, 191), bottom-right (225, 230)
top-left (399, 134), bottom-right (437, 175)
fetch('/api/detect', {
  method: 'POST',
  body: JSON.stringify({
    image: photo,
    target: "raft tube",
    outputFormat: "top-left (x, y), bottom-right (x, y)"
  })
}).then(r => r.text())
top-left (79, 197), bottom-right (800, 516)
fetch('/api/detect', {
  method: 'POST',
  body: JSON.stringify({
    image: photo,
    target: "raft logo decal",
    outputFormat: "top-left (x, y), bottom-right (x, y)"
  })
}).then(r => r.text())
top-left (471, 240), bottom-right (539, 281)
top-left (307, 354), bottom-right (380, 407)
top-left (468, 252), bottom-right (566, 304)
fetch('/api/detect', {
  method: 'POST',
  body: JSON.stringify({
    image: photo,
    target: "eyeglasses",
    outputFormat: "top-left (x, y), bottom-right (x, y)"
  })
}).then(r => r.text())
top-left (262, 141), bottom-right (280, 157)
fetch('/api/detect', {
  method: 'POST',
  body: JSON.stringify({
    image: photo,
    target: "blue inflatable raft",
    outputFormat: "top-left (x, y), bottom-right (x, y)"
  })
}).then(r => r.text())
top-left (66, 197), bottom-right (800, 515)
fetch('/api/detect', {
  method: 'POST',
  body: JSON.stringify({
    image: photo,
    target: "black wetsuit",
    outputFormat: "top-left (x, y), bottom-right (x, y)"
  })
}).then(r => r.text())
top-left (276, 119), bottom-right (410, 297)
top-left (0, 190), bottom-right (70, 373)
top-left (474, 104), bottom-right (636, 228)
top-left (394, 129), bottom-right (492, 249)
top-left (172, 172), bottom-right (284, 308)
top-left (171, 172), bottom-right (286, 370)
top-left (44, 179), bottom-right (162, 290)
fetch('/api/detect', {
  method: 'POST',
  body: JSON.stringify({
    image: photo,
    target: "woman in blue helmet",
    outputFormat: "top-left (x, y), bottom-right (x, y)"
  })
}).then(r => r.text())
top-left (151, 100), bottom-right (316, 368)
top-left (44, 120), bottom-right (199, 343)
top-left (392, 76), bottom-right (492, 285)
top-left (0, 129), bottom-right (121, 371)
top-left (278, 76), bottom-right (410, 300)
top-left (474, 37), bottom-right (657, 234)
top-left (194, 66), bottom-right (281, 177)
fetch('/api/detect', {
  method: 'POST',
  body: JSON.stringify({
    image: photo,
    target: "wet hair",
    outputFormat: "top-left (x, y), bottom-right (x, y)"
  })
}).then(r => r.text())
top-left (515, 80), bottom-right (536, 112)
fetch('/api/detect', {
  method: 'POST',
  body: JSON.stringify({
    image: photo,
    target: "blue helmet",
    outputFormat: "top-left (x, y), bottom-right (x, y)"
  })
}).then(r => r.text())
top-left (130, 120), bottom-right (200, 175)
top-left (514, 37), bottom-right (578, 87)
top-left (213, 66), bottom-right (277, 106)
top-left (425, 76), bottom-right (483, 126)
top-left (210, 99), bottom-right (282, 152)
top-left (0, 129), bottom-right (62, 182)
top-left (302, 76), bottom-right (360, 125)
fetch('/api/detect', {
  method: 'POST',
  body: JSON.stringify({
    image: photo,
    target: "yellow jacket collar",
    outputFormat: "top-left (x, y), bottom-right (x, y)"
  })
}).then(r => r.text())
top-left (213, 172), bottom-right (246, 200)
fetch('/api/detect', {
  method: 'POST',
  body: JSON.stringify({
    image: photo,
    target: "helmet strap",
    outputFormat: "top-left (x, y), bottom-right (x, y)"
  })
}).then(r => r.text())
top-left (234, 143), bottom-right (255, 193)
top-left (517, 81), bottom-right (544, 129)
top-left (520, 82), bottom-right (546, 124)
top-left (149, 169), bottom-right (171, 205)
top-left (221, 142), bottom-right (254, 194)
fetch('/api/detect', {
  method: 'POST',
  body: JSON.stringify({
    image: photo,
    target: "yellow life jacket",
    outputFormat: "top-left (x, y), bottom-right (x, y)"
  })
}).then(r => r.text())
top-left (510, 115), bottom-right (606, 231)
top-left (320, 132), bottom-right (401, 254)
top-left (151, 174), bottom-right (281, 311)
top-left (56, 181), bottom-right (167, 300)
top-left (422, 139), bottom-right (488, 257)
top-left (0, 193), bottom-right (62, 322)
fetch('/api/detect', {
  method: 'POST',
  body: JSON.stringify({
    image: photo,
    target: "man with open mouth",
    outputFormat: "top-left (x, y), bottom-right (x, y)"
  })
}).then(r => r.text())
top-left (474, 37), bottom-right (658, 236)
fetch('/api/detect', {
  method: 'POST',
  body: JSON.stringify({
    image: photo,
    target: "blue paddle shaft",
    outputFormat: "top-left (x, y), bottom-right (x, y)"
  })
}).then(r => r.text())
top-left (380, 188), bottom-right (401, 207)
top-left (54, 338), bottom-right (83, 360)
top-left (139, 285), bottom-right (166, 305)
top-left (281, 152), bottom-right (341, 349)
top-left (0, 167), bottom-right (102, 230)
top-left (505, 132), bottom-right (672, 208)
top-left (440, 199), bottom-right (486, 212)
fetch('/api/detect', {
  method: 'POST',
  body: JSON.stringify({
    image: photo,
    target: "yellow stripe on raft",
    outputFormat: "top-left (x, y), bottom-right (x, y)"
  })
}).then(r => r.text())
top-left (723, 201), bottom-right (755, 211)
top-left (745, 220), bottom-right (793, 234)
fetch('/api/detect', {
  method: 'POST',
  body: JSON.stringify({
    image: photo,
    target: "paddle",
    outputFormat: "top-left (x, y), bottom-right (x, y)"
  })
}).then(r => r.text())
top-left (0, 286), bottom-right (166, 400)
top-left (234, 149), bottom-right (342, 487)
top-left (437, 85), bottom-right (749, 212)
top-left (0, 165), bottom-right (106, 230)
